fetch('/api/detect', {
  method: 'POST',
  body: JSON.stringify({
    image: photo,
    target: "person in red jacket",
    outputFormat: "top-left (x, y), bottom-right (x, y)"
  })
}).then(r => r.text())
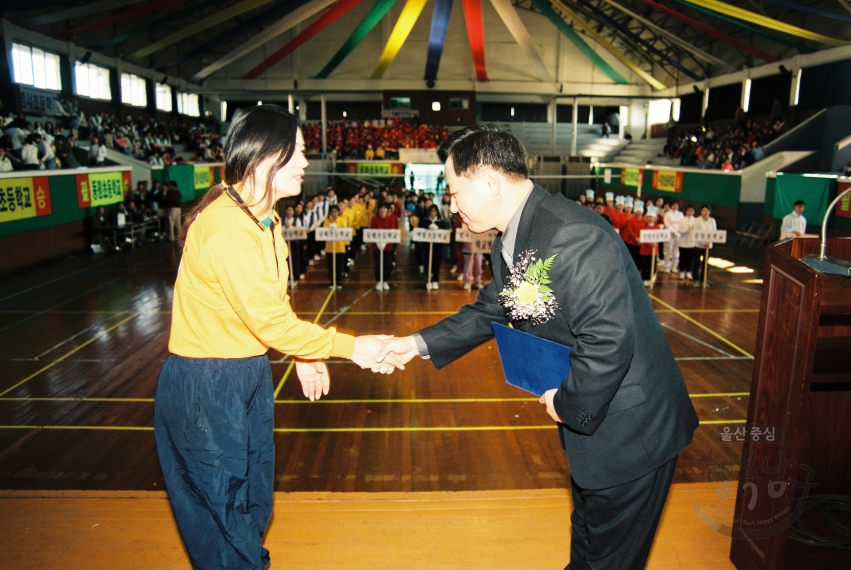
top-left (622, 200), bottom-right (646, 270)
top-left (369, 202), bottom-right (399, 290)
top-left (639, 207), bottom-right (662, 285)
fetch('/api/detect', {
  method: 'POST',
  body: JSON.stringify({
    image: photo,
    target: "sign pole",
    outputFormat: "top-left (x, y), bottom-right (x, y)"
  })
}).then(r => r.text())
top-left (332, 241), bottom-right (337, 290)
top-left (286, 238), bottom-right (295, 292)
top-left (379, 247), bottom-right (385, 288)
top-left (427, 242), bottom-right (434, 288)
top-left (702, 247), bottom-right (710, 289)
top-left (650, 245), bottom-right (657, 287)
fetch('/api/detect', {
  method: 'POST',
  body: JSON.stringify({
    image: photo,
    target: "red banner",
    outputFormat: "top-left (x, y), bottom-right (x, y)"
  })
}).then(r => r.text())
top-left (837, 181), bottom-right (851, 218)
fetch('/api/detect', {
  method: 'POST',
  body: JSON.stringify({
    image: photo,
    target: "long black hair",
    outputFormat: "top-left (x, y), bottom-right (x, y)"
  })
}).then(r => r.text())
top-left (179, 105), bottom-right (299, 246)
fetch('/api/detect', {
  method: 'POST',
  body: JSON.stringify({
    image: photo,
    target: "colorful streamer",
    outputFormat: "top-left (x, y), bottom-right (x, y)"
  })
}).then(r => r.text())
top-left (759, 0), bottom-right (851, 25)
top-left (462, 0), bottom-right (488, 82)
top-left (527, 0), bottom-right (627, 84)
top-left (549, 0), bottom-right (667, 90)
top-left (56, 0), bottom-right (192, 39)
top-left (679, 0), bottom-right (845, 45)
top-left (489, 0), bottom-right (552, 81)
top-left (128, 0), bottom-right (275, 61)
top-left (371, 0), bottom-right (430, 79)
top-left (640, 0), bottom-right (777, 63)
top-left (668, 0), bottom-right (811, 52)
top-left (575, 0), bottom-right (703, 82)
top-left (424, 0), bottom-right (454, 81)
top-left (196, 0), bottom-right (336, 81)
top-left (315, 0), bottom-right (400, 79)
top-left (90, 0), bottom-right (233, 51)
top-left (157, 0), bottom-right (314, 72)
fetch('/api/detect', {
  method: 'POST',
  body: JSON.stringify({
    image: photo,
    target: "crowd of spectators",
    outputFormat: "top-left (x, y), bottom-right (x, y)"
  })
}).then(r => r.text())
top-left (0, 100), bottom-right (223, 171)
top-left (302, 119), bottom-right (450, 159)
top-left (662, 118), bottom-right (785, 171)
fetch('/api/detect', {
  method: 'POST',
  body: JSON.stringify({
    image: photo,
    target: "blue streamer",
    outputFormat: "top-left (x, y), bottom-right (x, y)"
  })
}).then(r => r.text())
top-left (424, 0), bottom-right (454, 81)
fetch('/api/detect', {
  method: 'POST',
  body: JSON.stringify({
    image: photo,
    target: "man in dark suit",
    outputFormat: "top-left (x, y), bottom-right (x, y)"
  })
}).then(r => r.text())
top-left (379, 125), bottom-right (698, 569)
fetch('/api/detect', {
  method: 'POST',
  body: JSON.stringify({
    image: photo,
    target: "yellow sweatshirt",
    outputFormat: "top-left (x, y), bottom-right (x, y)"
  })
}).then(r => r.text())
top-left (323, 216), bottom-right (349, 254)
top-left (169, 193), bottom-right (355, 359)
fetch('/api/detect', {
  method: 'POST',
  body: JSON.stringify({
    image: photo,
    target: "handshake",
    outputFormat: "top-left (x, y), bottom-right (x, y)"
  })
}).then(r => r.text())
top-left (295, 335), bottom-right (419, 401)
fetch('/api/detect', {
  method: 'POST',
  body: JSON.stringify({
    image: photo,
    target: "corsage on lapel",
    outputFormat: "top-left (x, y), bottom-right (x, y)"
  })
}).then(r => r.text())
top-left (499, 251), bottom-right (559, 324)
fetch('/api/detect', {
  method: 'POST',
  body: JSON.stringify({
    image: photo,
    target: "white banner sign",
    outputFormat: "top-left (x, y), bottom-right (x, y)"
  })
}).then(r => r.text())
top-left (315, 227), bottom-right (353, 242)
top-left (455, 228), bottom-right (472, 243)
top-left (363, 229), bottom-right (401, 244)
top-left (281, 227), bottom-right (307, 240)
top-left (692, 230), bottom-right (727, 244)
top-left (639, 229), bottom-right (672, 243)
top-left (411, 227), bottom-right (451, 243)
top-left (19, 85), bottom-right (59, 116)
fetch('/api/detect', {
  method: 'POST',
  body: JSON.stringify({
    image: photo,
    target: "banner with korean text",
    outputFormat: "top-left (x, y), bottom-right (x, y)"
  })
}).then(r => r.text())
top-left (620, 167), bottom-right (643, 188)
top-left (651, 170), bottom-right (683, 193)
top-left (837, 181), bottom-right (851, 218)
top-left (76, 171), bottom-right (132, 208)
top-left (345, 162), bottom-right (404, 176)
top-left (0, 176), bottom-right (52, 223)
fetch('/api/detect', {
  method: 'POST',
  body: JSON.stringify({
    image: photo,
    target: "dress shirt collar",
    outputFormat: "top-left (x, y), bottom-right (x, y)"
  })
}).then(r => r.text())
top-left (500, 187), bottom-right (533, 266)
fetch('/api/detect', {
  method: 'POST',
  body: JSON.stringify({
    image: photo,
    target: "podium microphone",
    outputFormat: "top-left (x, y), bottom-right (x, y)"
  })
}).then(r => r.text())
top-left (802, 185), bottom-right (851, 276)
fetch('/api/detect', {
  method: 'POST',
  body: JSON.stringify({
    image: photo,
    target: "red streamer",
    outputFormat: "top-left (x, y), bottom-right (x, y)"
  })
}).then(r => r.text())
top-left (462, 0), bottom-right (488, 82)
top-left (56, 0), bottom-right (193, 39)
top-left (243, 0), bottom-right (364, 79)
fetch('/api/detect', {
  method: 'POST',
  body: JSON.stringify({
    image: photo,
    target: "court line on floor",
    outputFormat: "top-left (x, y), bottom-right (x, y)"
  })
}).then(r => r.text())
top-left (649, 295), bottom-right (754, 359)
top-left (0, 418), bottom-right (746, 432)
top-left (0, 312), bottom-right (141, 398)
top-left (0, 308), bottom-right (761, 315)
top-left (273, 289), bottom-right (337, 399)
top-left (0, 392), bottom-right (750, 404)
top-left (660, 322), bottom-right (734, 358)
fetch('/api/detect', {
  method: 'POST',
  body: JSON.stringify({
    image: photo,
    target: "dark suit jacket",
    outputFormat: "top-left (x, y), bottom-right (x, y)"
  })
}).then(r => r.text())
top-left (418, 185), bottom-right (698, 489)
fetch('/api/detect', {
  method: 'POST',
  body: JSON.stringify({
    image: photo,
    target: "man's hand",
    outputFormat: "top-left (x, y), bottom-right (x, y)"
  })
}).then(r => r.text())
top-left (377, 336), bottom-right (419, 367)
top-left (352, 335), bottom-right (407, 374)
top-left (540, 388), bottom-right (564, 424)
top-left (295, 359), bottom-right (329, 401)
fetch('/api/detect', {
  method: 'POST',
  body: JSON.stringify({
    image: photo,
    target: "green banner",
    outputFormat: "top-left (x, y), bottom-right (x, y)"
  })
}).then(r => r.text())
top-left (595, 166), bottom-right (741, 209)
top-left (769, 173), bottom-right (833, 225)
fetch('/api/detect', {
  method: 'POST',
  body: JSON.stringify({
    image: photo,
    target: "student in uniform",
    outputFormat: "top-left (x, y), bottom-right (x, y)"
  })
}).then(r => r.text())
top-left (639, 206), bottom-right (662, 286)
top-left (622, 200), bottom-right (646, 269)
top-left (418, 204), bottom-right (449, 290)
top-left (154, 105), bottom-right (400, 570)
top-left (662, 200), bottom-right (683, 273)
top-left (370, 202), bottom-right (399, 290)
top-left (677, 205), bottom-right (697, 280)
top-left (324, 204), bottom-right (350, 287)
top-left (692, 205), bottom-right (717, 284)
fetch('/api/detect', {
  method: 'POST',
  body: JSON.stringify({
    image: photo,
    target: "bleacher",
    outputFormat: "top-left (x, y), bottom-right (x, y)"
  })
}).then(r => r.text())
top-left (484, 122), bottom-right (628, 161)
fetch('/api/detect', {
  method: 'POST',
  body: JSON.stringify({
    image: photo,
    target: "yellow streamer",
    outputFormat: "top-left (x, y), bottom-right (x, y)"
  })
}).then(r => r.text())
top-left (129, 0), bottom-right (275, 60)
top-left (371, 0), bottom-right (430, 79)
top-left (681, 0), bottom-right (845, 46)
top-left (549, 0), bottom-right (667, 90)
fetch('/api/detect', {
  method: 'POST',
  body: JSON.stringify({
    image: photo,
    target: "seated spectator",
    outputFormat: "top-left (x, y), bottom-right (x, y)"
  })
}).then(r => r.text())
top-left (0, 147), bottom-right (13, 172)
top-left (89, 136), bottom-right (106, 167)
top-left (21, 134), bottom-right (41, 170)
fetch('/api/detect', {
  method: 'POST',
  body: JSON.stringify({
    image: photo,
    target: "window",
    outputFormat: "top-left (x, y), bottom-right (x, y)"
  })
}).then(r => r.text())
top-left (156, 84), bottom-right (172, 112)
top-left (75, 62), bottom-right (111, 100)
top-left (11, 43), bottom-right (61, 90)
top-left (177, 93), bottom-right (200, 117)
top-left (121, 73), bottom-right (147, 107)
top-left (449, 97), bottom-right (469, 110)
top-left (389, 97), bottom-right (411, 109)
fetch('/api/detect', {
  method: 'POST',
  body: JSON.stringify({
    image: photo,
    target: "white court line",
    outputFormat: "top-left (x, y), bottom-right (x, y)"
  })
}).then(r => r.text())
top-left (660, 321), bottom-right (735, 358)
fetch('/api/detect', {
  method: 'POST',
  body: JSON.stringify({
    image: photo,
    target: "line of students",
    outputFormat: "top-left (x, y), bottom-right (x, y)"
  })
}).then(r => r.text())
top-left (581, 190), bottom-right (717, 287)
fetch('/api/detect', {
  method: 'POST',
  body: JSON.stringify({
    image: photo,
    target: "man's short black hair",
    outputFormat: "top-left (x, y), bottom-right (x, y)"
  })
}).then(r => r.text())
top-left (794, 199), bottom-right (805, 207)
top-left (437, 124), bottom-right (528, 182)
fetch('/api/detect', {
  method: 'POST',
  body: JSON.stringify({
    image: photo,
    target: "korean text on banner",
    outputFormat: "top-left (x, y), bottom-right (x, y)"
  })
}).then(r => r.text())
top-left (837, 182), bottom-right (851, 219)
top-left (411, 227), bottom-right (451, 243)
top-left (639, 229), bottom-right (672, 243)
top-left (620, 167), bottom-right (643, 188)
top-left (0, 176), bottom-right (51, 223)
top-left (194, 166), bottom-right (214, 190)
top-left (471, 230), bottom-right (498, 253)
top-left (76, 171), bottom-right (131, 208)
top-left (651, 170), bottom-right (683, 193)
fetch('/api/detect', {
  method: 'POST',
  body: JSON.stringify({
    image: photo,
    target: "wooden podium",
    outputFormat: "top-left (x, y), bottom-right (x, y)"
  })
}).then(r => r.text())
top-left (730, 238), bottom-right (851, 570)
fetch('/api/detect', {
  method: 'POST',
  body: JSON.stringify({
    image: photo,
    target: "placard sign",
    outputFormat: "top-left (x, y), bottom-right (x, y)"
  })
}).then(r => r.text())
top-left (315, 227), bottom-right (353, 242)
top-left (0, 176), bottom-right (51, 223)
top-left (281, 227), bottom-right (307, 240)
top-left (76, 171), bottom-right (131, 208)
top-left (455, 228), bottom-right (472, 243)
top-left (411, 228), bottom-right (451, 243)
top-left (363, 229), bottom-right (401, 244)
top-left (639, 229), bottom-right (672, 243)
top-left (692, 230), bottom-right (727, 244)
top-left (471, 230), bottom-right (498, 254)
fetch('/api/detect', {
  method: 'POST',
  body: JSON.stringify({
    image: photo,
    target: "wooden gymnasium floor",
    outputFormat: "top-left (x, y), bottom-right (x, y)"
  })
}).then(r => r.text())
top-left (0, 230), bottom-right (767, 568)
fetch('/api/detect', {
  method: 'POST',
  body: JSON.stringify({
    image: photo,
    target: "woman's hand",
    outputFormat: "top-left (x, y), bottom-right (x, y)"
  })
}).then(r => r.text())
top-left (295, 359), bottom-right (330, 401)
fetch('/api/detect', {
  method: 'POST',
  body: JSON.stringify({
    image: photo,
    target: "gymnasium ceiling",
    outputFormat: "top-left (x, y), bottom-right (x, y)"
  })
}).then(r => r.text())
top-left (2, 0), bottom-right (850, 94)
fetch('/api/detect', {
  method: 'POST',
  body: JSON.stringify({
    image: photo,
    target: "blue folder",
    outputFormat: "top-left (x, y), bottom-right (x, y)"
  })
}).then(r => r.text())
top-left (491, 322), bottom-right (571, 397)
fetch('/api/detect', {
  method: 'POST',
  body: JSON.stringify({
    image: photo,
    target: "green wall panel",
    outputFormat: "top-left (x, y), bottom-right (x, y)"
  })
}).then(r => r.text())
top-left (594, 167), bottom-right (741, 209)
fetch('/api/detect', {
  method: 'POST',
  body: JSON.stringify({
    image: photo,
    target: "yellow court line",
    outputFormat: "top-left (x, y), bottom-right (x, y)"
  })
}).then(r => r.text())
top-left (0, 419), bottom-right (747, 431)
top-left (0, 392), bottom-right (749, 404)
top-left (0, 313), bottom-right (141, 398)
top-left (649, 295), bottom-right (754, 359)
top-left (274, 289), bottom-right (336, 399)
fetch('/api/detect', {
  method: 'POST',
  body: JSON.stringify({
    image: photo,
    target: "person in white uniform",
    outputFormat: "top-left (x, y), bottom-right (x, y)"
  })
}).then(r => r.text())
top-left (779, 200), bottom-right (806, 240)
top-left (662, 200), bottom-right (683, 272)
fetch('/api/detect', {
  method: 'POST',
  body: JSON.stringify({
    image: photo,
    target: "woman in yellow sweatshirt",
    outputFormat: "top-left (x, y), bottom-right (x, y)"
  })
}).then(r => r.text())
top-left (154, 105), bottom-right (400, 570)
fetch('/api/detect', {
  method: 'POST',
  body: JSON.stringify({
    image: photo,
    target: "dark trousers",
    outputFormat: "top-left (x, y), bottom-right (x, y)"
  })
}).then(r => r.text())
top-left (154, 354), bottom-right (275, 570)
top-left (638, 253), bottom-right (653, 280)
top-left (373, 248), bottom-right (394, 282)
top-left (423, 243), bottom-right (443, 284)
top-left (567, 456), bottom-right (677, 570)
top-left (327, 252), bottom-right (346, 283)
top-left (625, 243), bottom-right (640, 270)
top-left (678, 247), bottom-right (696, 275)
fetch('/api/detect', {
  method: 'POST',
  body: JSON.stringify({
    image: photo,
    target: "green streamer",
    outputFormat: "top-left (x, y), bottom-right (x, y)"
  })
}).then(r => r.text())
top-left (529, 0), bottom-right (628, 85)
top-left (90, 0), bottom-right (234, 51)
top-left (671, 0), bottom-right (812, 53)
top-left (315, 0), bottom-right (400, 79)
